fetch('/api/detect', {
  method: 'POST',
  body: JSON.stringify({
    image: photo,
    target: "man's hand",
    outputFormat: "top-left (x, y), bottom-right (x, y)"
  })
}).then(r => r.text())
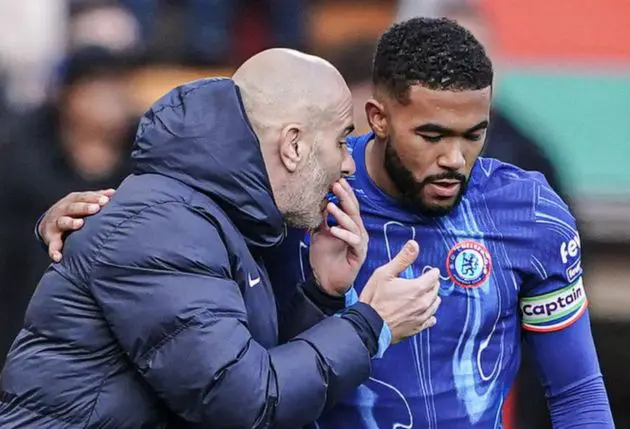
top-left (309, 178), bottom-right (368, 296)
top-left (360, 240), bottom-right (441, 344)
top-left (39, 189), bottom-right (115, 262)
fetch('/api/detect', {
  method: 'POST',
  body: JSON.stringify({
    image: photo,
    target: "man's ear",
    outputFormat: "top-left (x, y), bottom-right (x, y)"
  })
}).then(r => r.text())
top-left (365, 98), bottom-right (388, 139)
top-left (279, 125), bottom-right (306, 173)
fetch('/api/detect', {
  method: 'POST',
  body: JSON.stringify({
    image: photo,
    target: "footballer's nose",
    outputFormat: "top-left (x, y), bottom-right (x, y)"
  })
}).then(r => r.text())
top-left (438, 143), bottom-right (466, 171)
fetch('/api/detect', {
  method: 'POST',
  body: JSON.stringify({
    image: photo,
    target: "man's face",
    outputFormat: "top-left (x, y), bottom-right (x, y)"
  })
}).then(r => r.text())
top-left (284, 93), bottom-right (356, 229)
top-left (372, 85), bottom-right (491, 216)
top-left (64, 75), bottom-right (131, 137)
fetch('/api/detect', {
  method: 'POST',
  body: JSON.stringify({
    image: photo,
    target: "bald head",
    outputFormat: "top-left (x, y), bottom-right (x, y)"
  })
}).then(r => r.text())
top-left (233, 48), bottom-right (351, 131)
top-left (232, 48), bottom-right (356, 229)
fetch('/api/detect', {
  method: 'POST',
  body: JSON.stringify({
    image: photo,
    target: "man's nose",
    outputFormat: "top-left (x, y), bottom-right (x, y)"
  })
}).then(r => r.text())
top-left (438, 142), bottom-right (466, 170)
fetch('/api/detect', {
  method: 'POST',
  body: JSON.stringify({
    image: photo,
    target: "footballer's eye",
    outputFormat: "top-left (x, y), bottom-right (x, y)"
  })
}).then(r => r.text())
top-left (420, 134), bottom-right (443, 143)
top-left (465, 133), bottom-right (484, 142)
top-left (338, 140), bottom-right (347, 148)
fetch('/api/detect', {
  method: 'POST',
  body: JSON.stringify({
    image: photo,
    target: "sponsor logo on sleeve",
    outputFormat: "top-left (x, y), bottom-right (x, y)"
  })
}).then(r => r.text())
top-left (566, 258), bottom-right (583, 283)
top-left (520, 277), bottom-right (588, 332)
top-left (560, 233), bottom-right (581, 264)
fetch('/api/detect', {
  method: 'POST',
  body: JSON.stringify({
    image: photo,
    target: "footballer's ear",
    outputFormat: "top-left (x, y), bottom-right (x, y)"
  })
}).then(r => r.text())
top-left (365, 98), bottom-right (388, 139)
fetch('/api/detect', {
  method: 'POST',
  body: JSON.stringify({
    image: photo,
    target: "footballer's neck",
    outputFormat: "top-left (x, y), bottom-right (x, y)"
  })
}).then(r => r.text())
top-left (365, 136), bottom-right (402, 200)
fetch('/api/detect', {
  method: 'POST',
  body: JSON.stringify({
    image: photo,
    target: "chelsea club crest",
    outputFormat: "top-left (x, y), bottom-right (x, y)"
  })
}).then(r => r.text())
top-left (446, 240), bottom-right (493, 288)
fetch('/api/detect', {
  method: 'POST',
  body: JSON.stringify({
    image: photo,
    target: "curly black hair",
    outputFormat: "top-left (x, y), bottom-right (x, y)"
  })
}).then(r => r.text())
top-left (372, 17), bottom-right (493, 101)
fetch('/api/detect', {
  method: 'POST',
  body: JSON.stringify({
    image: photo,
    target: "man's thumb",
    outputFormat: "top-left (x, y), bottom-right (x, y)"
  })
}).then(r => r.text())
top-left (386, 240), bottom-right (419, 276)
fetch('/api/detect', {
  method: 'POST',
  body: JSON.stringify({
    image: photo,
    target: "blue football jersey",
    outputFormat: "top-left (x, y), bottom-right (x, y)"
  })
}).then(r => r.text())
top-left (290, 132), bottom-right (587, 429)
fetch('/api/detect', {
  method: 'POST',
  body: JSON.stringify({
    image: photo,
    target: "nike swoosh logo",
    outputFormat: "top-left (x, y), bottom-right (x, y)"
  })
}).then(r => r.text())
top-left (248, 274), bottom-right (261, 288)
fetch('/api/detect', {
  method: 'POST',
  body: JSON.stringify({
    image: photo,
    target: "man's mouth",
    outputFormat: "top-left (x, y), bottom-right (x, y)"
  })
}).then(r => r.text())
top-left (427, 180), bottom-right (461, 198)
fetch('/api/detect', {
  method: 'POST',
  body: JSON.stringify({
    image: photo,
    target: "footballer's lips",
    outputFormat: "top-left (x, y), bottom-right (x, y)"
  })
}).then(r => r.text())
top-left (426, 180), bottom-right (461, 198)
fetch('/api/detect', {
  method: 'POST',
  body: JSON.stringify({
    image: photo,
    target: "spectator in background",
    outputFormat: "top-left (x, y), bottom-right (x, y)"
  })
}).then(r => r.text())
top-left (0, 2), bottom-right (66, 108)
top-left (121, 0), bottom-right (308, 65)
top-left (0, 46), bottom-right (136, 366)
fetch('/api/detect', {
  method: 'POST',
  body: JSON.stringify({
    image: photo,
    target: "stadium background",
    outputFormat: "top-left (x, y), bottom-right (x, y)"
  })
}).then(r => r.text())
top-left (0, 0), bottom-right (627, 428)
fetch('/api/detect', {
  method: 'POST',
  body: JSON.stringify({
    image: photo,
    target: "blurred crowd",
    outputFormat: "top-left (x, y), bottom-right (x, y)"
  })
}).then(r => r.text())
top-left (0, 0), bottom-right (309, 365)
top-left (0, 1), bottom-right (627, 428)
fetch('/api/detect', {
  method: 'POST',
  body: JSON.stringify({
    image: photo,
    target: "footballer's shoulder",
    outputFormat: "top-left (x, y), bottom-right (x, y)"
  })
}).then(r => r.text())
top-left (471, 157), bottom-right (559, 196)
top-left (471, 157), bottom-right (573, 220)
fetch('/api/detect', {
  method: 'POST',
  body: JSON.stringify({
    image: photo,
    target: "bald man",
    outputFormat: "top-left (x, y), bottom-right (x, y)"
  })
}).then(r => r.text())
top-left (0, 49), bottom-right (440, 428)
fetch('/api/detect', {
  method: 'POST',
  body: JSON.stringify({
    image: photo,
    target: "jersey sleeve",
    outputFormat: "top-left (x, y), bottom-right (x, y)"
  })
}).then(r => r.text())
top-left (519, 183), bottom-right (614, 426)
top-left (519, 183), bottom-right (587, 333)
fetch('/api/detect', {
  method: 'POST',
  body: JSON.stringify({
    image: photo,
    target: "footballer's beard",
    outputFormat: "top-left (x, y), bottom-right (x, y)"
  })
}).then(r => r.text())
top-left (282, 148), bottom-right (336, 229)
top-left (384, 139), bottom-right (468, 217)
